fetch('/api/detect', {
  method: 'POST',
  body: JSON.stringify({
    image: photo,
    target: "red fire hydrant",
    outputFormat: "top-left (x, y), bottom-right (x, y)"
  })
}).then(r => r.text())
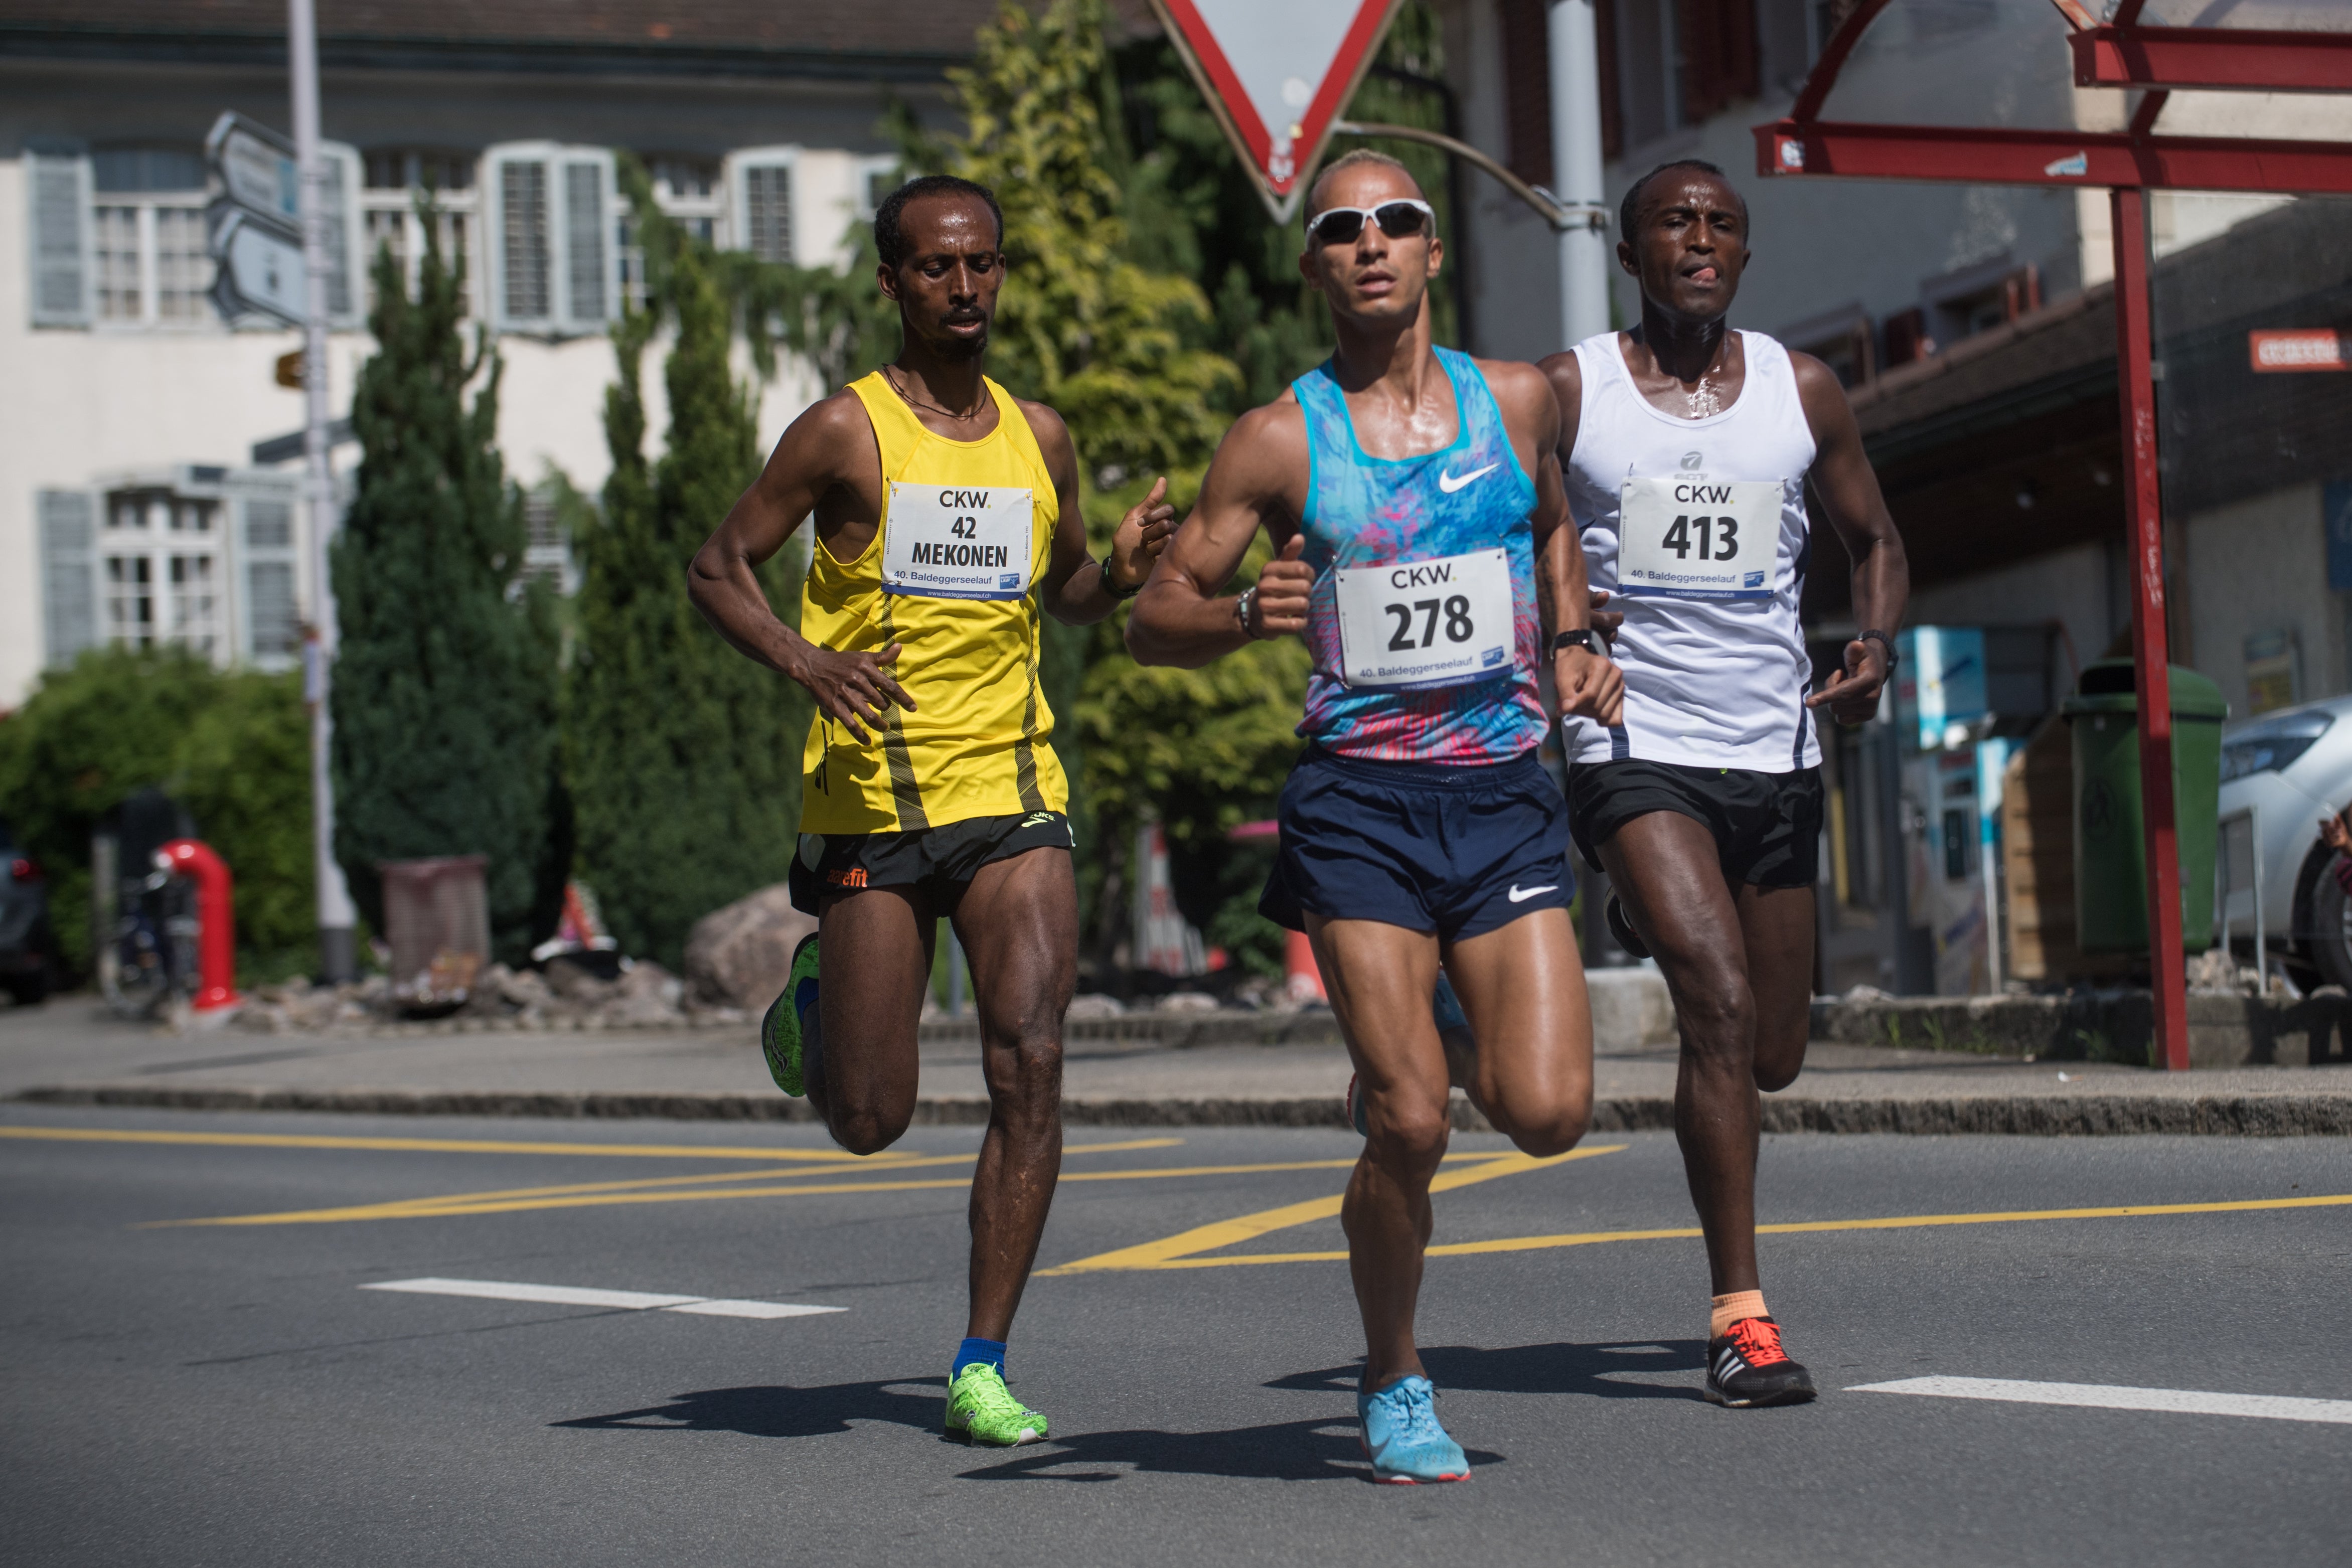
top-left (156, 839), bottom-right (240, 1014)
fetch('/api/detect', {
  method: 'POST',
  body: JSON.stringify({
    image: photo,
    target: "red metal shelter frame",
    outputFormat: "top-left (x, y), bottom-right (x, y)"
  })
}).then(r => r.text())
top-left (1755, 0), bottom-right (2352, 1070)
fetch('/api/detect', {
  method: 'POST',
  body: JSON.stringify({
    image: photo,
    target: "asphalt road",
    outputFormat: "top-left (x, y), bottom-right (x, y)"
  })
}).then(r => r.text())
top-left (5, 1104), bottom-right (2348, 1566)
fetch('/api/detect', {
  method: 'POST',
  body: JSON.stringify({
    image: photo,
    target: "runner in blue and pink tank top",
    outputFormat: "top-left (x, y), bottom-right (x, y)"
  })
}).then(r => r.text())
top-left (1292, 345), bottom-right (1545, 765)
top-left (1124, 151), bottom-right (1625, 1485)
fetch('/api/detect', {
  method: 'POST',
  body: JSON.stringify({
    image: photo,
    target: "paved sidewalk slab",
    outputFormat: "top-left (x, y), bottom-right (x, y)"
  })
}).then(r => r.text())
top-left (7, 996), bottom-right (2350, 1134)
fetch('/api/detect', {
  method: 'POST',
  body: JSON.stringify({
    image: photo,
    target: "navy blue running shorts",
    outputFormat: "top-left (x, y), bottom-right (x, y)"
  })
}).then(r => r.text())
top-left (1258, 746), bottom-right (1575, 941)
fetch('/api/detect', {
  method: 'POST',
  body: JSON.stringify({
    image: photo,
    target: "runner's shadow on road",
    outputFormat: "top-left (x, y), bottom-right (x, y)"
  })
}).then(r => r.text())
top-left (551, 1379), bottom-right (945, 1439)
top-left (1265, 1340), bottom-right (1708, 1402)
top-left (956, 1417), bottom-right (1501, 1485)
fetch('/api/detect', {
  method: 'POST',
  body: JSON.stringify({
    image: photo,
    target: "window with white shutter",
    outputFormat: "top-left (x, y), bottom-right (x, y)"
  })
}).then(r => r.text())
top-left (726, 147), bottom-right (801, 266)
top-left (27, 146), bottom-right (94, 327)
top-left (237, 492), bottom-right (301, 665)
top-left (39, 490), bottom-right (99, 665)
top-left (322, 142), bottom-right (365, 328)
top-left (562, 156), bottom-right (609, 326)
top-left (485, 142), bottom-right (615, 335)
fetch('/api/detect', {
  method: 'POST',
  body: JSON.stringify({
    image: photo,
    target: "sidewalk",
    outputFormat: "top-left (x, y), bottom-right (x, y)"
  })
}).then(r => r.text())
top-left (5, 996), bottom-right (2349, 1134)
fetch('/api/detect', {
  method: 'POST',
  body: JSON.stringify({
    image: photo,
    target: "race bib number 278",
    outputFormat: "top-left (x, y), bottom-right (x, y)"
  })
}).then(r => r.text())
top-left (1333, 547), bottom-right (1515, 690)
top-left (880, 483), bottom-right (1035, 600)
top-left (1616, 476), bottom-right (1783, 600)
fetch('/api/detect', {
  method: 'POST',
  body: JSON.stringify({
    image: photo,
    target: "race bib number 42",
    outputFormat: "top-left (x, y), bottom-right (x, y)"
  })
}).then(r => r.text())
top-left (1617, 476), bottom-right (1783, 600)
top-left (1333, 547), bottom-right (1515, 690)
top-left (880, 483), bottom-right (1035, 600)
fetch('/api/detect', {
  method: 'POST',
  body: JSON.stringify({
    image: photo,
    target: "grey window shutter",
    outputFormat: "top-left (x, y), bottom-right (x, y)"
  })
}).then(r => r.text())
top-left (562, 158), bottom-right (608, 327)
top-left (323, 144), bottom-right (362, 326)
top-left (39, 489), bottom-right (98, 664)
top-left (743, 164), bottom-right (794, 265)
top-left (240, 496), bottom-right (299, 660)
top-left (499, 157), bottom-right (552, 326)
top-left (28, 150), bottom-right (93, 327)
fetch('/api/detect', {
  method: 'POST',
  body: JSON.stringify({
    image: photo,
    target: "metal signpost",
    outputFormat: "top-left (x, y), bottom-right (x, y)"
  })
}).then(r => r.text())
top-left (199, 2), bottom-right (357, 982)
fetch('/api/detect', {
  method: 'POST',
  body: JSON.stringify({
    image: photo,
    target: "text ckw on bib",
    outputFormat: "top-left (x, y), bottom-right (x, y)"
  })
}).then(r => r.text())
top-left (1333, 547), bottom-right (1515, 690)
top-left (1616, 475), bottom-right (1783, 600)
top-left (880, 482), bottom-right (1035, 600)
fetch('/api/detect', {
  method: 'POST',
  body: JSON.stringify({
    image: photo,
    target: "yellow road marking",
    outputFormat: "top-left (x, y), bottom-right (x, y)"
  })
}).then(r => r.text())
top-left (1066, 1191), bottom-right (2352, 1271)
top-left (1, 1125), bottom-right (1178, 1163)
top-left (0, 1126), bottom-right (870, 1162)
top-left (149, 1150), bottom-right (1453, 1228)
top-left (1040, 1145), bottom-right (1626, 1275)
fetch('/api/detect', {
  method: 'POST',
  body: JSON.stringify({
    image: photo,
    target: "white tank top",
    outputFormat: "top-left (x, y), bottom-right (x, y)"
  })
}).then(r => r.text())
top-left (1560, 329), bottom-right (1820, 774)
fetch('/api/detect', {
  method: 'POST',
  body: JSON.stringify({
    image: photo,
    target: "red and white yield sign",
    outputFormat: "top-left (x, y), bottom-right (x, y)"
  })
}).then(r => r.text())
top-left (1149, 0), bottom-right (1403, 223)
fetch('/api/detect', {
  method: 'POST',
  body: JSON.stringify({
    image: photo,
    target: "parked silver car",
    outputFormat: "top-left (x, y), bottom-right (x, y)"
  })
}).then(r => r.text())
top-left (2216, 693), bottom-right (2352, 988)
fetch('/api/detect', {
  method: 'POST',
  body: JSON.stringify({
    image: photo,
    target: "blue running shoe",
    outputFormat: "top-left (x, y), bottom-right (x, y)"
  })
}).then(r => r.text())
top-left (1432, 969), bottom-right (1469, 1035)
top-left (1358, 1374), bottom-right (1469, 1484)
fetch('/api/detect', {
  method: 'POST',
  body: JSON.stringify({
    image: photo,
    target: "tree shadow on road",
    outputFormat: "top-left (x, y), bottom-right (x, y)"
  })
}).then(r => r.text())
top-left (1265, 1340), bottom-right (1708, 1402)
top-left (551, 1378), bottom-right (945, 1439)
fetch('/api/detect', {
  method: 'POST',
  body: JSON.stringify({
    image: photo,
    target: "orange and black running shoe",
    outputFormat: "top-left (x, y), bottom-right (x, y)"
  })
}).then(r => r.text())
top-left (1704, 1316), bottom-right (1818, 1408)
top-left (1605, 894), bottom-right (1651, 960)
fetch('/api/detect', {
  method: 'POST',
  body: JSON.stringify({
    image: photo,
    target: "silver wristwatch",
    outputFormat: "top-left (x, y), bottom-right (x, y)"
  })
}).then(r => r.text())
top-left (1234, 586), bottom-right (1260, 639)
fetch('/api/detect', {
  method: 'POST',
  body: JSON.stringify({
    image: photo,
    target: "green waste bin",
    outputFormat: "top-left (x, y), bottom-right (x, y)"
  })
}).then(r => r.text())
top-left (2062, 658), bottom-right (2229, 953)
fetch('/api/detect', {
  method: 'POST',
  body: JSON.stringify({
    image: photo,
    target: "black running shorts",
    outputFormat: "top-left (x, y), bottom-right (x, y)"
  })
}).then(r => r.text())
top-left (1566, 760), bottom-right (1822, 889)
top-left (788, 810), bottom-right (1074, 915)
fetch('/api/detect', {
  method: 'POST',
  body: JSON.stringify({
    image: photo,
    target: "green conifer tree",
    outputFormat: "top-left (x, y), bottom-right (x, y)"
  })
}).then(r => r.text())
top-left (564, 189), bottom-right (807, 971)
top-left (331, 217), bottom-right (566, 963)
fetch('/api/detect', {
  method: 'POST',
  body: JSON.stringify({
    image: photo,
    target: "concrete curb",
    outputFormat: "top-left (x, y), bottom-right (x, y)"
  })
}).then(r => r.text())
top-left (14, 1083), bottom-right (2352, 1135)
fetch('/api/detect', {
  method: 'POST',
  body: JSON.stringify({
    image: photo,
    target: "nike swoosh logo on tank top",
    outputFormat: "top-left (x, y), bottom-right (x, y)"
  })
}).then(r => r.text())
top-left (1437, 462), bottom-right (1499, 494)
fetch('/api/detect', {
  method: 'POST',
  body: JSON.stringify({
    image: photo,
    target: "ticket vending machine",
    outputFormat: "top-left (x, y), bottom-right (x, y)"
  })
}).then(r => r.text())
top-left (1893, 626), bottom-right (2034, 996)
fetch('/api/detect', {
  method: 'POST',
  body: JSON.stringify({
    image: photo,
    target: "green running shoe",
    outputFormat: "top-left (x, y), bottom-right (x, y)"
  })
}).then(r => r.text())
top-left (944, 1363), bottom-right (1049, 1447)
top-left (759, 933), bottom-right (822, 1097)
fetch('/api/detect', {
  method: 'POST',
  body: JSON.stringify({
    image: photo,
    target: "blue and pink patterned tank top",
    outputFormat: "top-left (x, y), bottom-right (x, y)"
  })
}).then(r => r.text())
top-left (1293, 347), bottom-right (1545, 764)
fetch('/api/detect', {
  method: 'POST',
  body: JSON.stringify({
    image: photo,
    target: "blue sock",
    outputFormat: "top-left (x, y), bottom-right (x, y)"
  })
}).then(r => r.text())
top-left (952, 1337), bottom-right (1006, 1379)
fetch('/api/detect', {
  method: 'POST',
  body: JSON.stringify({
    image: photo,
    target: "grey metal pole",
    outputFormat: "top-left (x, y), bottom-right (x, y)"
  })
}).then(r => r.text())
top-left (290, 0), bottom-right (356, 981)
top-left (1548, 0), bottom-right (1613, 345)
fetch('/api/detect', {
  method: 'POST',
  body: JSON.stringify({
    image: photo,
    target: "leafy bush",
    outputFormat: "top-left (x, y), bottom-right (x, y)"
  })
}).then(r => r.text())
top-left (0, 647), bottom-right (313, 982)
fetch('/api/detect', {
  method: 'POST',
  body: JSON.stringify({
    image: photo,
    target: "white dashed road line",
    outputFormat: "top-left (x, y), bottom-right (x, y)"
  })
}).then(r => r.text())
top-left (1849, 1376), bottom-right (2352, 1425)
top-left (362, 1277), bottom-right (845, 1320)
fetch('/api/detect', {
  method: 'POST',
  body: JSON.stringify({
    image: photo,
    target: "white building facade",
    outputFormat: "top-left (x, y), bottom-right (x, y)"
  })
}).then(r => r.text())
top-left (0, 1), bottom-right (985, 708)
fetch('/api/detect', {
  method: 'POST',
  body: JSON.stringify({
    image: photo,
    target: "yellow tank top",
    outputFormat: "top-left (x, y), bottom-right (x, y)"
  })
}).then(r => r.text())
top-left (797, 371), bottom-right (1067, 834)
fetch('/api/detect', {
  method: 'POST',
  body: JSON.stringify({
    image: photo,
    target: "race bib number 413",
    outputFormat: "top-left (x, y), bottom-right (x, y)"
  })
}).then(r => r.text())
top-left (880, 483), bottom-right (1035, 600)
top-left (1617, 476), bottom-right (1783, 600)
top-left (1333, 547), bottom-right (1515, 690)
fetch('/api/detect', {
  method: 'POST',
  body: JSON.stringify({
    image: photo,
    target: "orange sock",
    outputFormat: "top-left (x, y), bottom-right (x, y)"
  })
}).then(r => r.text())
top-left (1710, 1290), bottom-right (1768, 1340)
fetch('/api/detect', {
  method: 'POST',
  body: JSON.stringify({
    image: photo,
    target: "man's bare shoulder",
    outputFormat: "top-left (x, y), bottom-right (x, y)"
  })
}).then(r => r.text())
top-left (1784, 348), bottom-right (1861, 436)
top-left (1473, 358), bottom-right (1561, 429)
top-left (1210, 396), bottom-right (1308, 483)
top-left (776, 386), bottom-right (877, 461)
top-left (1011, 396), bottom-right (1076, 460)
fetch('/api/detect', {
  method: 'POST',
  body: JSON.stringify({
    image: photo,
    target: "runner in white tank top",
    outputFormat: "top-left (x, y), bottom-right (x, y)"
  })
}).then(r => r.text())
top-left (1561, 327), bottom-right (1819, 772)
top-left (1540, 160), bottom-right (1908, 1409)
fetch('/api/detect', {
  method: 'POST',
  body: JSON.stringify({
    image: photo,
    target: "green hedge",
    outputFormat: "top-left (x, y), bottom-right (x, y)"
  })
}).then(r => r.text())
top-left (0, 647), bottom-right (315, 984)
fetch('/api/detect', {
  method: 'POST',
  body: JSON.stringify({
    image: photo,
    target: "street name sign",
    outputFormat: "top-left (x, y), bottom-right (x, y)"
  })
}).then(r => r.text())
top-left (1147, 0), bottom-right (1402, 223)
top-left (203, 110), bottom-right (306, 326)
top-left (209, 208), bottom-right (307, 326)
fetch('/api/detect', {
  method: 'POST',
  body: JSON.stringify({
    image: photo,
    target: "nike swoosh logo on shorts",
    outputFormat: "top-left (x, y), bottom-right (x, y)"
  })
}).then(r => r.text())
top-left (1508, 883), bottom-right (1557, 903)
top-left (1437, 463), bottom-right (1499, 494)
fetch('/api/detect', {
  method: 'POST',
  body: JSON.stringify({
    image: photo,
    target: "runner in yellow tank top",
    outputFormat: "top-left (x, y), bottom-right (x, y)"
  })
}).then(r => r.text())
top-left (798, 369), bottom-right (1067, 833)
top-left (689, 175), bottom-right (1174, 1449)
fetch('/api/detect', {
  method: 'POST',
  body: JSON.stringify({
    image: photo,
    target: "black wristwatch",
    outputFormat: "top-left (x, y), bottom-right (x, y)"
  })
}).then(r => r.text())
top-left (1550, 629), bottom-right (1603, 657)
top-left (1099, 555), bottom-right (1146, 600)
top-left (1857, 629), bottom-right (1898, 671)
